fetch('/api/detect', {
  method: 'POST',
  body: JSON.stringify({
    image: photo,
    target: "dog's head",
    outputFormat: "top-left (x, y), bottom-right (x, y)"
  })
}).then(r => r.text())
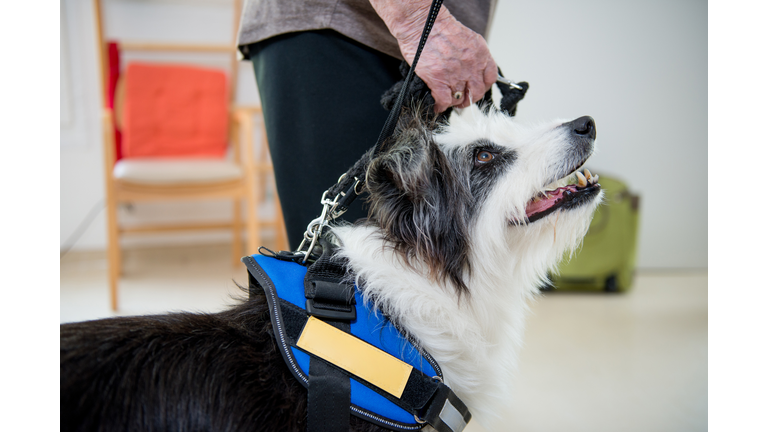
top-left (364, 104), bottom-right (603, 295)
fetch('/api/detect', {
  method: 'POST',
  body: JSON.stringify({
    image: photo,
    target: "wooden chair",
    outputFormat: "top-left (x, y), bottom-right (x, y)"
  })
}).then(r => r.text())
top-left (93, 0), bottom-right (287, 310)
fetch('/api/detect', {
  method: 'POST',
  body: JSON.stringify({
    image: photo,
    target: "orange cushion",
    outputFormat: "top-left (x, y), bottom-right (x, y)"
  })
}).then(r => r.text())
top-left (122, 63), bottom-right (229, 158)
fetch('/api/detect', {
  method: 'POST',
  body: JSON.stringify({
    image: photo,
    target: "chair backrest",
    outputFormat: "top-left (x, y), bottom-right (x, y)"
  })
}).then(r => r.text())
top-left (94, 0), bottom-right (244, 163)
top-left (106, 42), bottom-right (125, 161)
top-left (121, 62), bottom-right (229, 158)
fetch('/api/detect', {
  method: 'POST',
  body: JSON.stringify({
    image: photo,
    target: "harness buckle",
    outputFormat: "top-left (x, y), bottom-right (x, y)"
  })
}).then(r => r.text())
top-left (305, 298), bottom-right (357, 321)
top-left (305, 279), bottom-right (357, 321)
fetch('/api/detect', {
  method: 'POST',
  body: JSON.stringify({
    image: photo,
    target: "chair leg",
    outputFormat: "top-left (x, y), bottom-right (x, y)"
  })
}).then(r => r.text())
top-left (232, 199), bottom-right (243, 267)
top-left (106, 199), bottom-right (121, 311)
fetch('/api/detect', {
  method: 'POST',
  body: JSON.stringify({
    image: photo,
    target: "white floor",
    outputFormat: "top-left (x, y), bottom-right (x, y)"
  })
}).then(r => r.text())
top-left (60, 245), bottom-right (707, 432)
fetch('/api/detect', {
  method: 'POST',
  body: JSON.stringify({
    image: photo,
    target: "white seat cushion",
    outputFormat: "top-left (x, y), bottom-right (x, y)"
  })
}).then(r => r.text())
top-left (113, 158), bottom-right (243, 184)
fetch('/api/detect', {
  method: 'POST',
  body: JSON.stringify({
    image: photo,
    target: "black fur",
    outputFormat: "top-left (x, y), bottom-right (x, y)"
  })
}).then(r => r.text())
top-left (364, 114), bottom-right (515, 297)
top-left (60, 290), bottom-right (387, 432)
top-left (445, 139), bottom-right (517, 219)
top-left (365, 112), bottom-right (471, 296)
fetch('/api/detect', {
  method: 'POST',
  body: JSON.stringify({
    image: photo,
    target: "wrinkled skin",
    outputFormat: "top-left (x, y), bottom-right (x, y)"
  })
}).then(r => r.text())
top-left (371, 1), bottom-right (498, 113)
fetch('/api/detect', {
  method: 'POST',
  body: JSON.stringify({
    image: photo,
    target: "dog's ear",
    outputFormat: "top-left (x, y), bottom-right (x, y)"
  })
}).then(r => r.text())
top-left (366, 119), bottom-right (432, 196)
top-left (365, 114), bottom-right (472, 296)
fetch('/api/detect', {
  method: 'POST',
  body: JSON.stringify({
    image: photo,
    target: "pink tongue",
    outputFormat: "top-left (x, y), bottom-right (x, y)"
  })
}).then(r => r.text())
top-left (525, 185), bottom-right (578, 217)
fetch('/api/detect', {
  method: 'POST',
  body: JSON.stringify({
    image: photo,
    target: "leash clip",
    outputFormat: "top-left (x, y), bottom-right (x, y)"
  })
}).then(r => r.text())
top-left (296, 174), bottom-right (363, 263)
top-left (297, 191), bottom-right (339, 263)
top-left (496, 75), bottom-right (523, 90)
top-left (330, 174), bottom-right (362, 220)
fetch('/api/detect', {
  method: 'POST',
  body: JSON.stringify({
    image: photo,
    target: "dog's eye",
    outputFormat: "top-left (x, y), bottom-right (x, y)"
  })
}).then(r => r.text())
top-left (475, 150), bottom-right (495, 165)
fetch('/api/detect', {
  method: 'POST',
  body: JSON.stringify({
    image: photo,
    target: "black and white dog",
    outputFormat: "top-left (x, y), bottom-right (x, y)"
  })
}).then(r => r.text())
top-left (61, 104), bottom-right (602, 431)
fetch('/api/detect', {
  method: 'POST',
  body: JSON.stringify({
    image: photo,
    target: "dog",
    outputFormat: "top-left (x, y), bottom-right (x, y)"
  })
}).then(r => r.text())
top-left (61, 104), bottom-right (602, 432)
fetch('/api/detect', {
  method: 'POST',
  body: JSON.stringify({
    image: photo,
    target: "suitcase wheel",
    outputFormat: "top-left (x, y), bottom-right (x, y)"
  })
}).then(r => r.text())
top-left (604, 275), bottom-right (619, 292)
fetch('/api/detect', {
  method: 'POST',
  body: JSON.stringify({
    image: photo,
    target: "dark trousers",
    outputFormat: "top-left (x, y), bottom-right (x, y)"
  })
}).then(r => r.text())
top-left (248, 30), bottom-right (402, 249)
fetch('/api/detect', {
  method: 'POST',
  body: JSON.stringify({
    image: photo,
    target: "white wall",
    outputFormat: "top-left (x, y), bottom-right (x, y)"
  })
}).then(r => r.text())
top-left (61, 0), bottom-right (707, 269)
top-left (61, 0), bottom-right (106, 250)
top-left (487, 0), bottom-right (707, 269)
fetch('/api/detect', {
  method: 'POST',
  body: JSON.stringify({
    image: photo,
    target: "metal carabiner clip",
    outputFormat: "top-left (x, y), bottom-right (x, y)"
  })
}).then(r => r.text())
top-left (297, 190), bottom-right (340, 263)
top-left (496, 75), bottom-right (523, 90)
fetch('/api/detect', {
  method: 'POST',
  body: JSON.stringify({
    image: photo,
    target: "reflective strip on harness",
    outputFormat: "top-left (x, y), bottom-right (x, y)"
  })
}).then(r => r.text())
top-left (439, 398), bottom-right (467, 432)
top-left (298, 316), bottom-right (413, 398)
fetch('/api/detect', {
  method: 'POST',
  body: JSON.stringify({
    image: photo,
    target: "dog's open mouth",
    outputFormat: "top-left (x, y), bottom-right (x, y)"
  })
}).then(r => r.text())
top-left (524, 169), bottom-right (601, 223)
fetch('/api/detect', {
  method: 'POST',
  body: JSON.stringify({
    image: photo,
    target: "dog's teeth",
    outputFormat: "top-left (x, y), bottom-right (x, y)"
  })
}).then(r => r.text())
top-left (584, 169), bottom-right (592, 181)
top-left (593, 174), bottom-right (599, 183)
top-left (576, 171), bottom-right (587, 187)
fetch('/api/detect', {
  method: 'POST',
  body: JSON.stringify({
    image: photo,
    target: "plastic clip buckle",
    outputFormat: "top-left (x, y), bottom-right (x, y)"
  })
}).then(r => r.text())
top-left (305, 299), bottom-right (357, 321)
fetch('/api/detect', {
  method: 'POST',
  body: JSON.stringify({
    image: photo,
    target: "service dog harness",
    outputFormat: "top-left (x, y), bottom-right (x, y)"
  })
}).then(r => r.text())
top-left (242, 241), bottom-right (471, 432)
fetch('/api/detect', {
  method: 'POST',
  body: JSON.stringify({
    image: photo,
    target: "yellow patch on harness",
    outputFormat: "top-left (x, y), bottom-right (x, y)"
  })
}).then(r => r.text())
top-left (297, 316), bottom-right (413, 398)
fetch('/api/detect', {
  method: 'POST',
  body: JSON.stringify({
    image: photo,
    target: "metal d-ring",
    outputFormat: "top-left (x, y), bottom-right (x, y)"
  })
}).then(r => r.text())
top-left (301, 218), bottom-right (323, 264)
top-left (353, 177), bottom-right (364, 195)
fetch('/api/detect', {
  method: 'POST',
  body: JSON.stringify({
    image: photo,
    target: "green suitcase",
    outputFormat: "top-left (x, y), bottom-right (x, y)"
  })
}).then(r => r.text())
top-left (547, 175), bottom-right (640, 292)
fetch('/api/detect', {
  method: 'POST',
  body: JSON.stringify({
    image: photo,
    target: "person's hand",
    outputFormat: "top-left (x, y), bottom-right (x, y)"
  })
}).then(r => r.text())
top-left (371, 1), bottom-right (497, 113)
top-left (396, 11), bottom-right (497, 113)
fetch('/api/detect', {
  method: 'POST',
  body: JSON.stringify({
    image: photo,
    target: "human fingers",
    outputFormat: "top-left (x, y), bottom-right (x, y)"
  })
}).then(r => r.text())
top-left (483, 59), bottom-right (498, 91)
top-left (462, 77), bottom-right (485, 108)
top-left (459, 59), bottom-right (497, 108)
top-left (392, 9), bottom-right (496, 113)
top-left (433, 84), bottom-right (457, 113)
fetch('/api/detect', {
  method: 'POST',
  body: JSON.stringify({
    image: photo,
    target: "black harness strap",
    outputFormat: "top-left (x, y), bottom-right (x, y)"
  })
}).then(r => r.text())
top-left (304, 240), bottom-right (356, 321)
top-left (304, 240), bottom-right (354, 432)
top-left (307, 318), bottom-right (351, 432)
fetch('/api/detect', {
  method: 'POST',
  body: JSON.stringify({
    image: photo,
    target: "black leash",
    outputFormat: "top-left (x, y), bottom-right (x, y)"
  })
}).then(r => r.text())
top-left (334, 0), bottom-right (444, 193)
top-left (295, 0), bottom-right (445, 261)
top-left (371, 2), bottom-right (443, 159)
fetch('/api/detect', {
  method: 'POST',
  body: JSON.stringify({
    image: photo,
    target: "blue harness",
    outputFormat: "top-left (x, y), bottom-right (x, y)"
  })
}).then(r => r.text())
top-left (242, 250), bottom-right (471, 432)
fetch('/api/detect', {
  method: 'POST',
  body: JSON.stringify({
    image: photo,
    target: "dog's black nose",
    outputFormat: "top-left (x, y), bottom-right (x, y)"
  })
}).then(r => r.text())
top-left (571, 116), bottom-right (596, 140)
